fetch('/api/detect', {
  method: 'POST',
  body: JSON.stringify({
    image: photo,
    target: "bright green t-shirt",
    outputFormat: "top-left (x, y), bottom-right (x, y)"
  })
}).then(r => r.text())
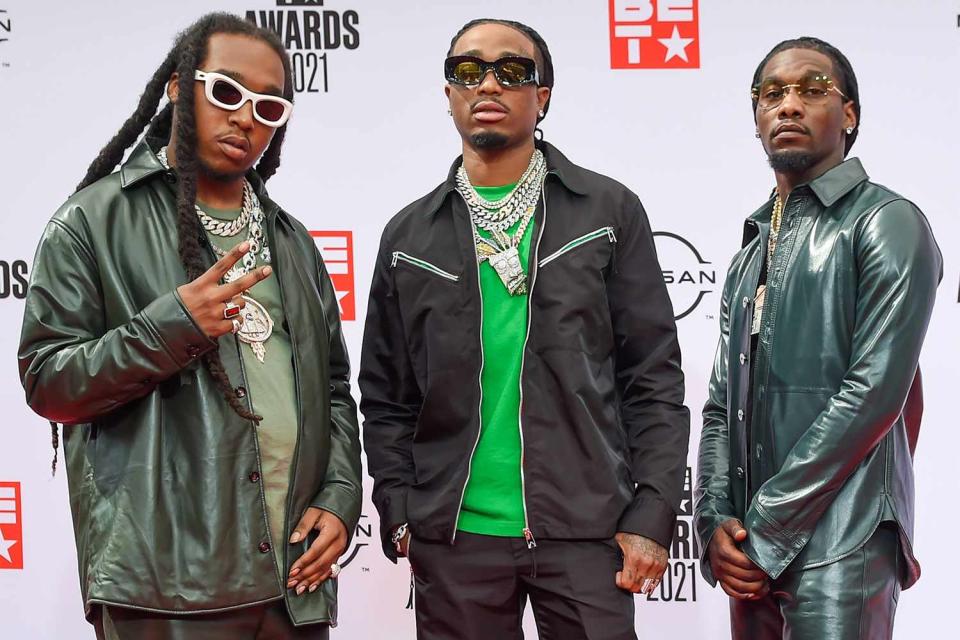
top-left (198, 202), bottom-right (299, 571)
top-left (457, 183), bottom-right (534, 538)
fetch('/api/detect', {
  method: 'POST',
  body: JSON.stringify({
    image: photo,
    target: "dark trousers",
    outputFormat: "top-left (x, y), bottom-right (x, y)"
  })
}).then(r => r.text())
top-left (410, 531), bottom-right (637, 640)
top-left (730, 524), bottom-right (901, 640)
top-left (93, 600), bottom-right (329, 640)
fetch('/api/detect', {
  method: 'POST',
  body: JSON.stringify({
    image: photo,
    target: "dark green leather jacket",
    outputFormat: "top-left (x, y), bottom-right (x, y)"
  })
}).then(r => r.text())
top-left (17, 141), bottom-right (362, 626)
top-left (694, 159), bottom-right (941, 589)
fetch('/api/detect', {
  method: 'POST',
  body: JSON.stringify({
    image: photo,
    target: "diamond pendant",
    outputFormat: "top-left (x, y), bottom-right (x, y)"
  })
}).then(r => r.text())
top-left (237, 295), bottom-right (274, 363)
top-left (488, 246), bottom-right (528, 296)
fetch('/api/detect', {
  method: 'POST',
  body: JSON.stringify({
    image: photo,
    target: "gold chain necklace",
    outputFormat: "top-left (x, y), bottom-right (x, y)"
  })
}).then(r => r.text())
top-left (753, 194), bottom-right (784, 335)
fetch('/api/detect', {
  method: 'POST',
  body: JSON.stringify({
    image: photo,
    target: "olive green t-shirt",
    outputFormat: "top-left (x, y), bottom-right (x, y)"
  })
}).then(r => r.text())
top-left (199, 202), bottom-right (299, 570)
top-left (456, 183), bottom-right (533, 537)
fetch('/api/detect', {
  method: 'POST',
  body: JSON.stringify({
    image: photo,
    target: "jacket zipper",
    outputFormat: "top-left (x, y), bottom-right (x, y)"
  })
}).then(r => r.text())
top-left (391, 251), bottom-right (460, 282)
top-left (537, 226), bottom-right (617, 268)
top-left (450, 174), bottom-right (551, 549)
top-left (517, 183), bottom-right (549, 550)
top-left (451, 195), bottom-right (486, 543)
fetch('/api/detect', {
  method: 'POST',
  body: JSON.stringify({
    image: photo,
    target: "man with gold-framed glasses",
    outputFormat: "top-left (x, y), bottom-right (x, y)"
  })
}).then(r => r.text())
top-left (695, 37), bottom-right (941, 639)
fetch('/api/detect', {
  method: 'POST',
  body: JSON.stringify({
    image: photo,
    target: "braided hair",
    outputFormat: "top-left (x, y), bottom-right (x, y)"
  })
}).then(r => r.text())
top-left (751, 36), bottom-right (860, 156)
top-left (446, 18), bottom-right (555, 124)
top-left (55, 13), bottom-right (293, 473)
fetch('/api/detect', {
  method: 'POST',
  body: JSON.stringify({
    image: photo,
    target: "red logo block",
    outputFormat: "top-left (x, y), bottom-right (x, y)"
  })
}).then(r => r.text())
top-left (0, 482), bottom-right (23, 570)
top-left (311, 231), bottom-right (356, 321)
top-left (609, 0), bottom-right (700, 69)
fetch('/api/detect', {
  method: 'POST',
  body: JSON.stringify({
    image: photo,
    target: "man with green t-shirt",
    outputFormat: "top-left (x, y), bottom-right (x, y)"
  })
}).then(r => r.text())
top-left (360, 18), bottom-right (689, 640)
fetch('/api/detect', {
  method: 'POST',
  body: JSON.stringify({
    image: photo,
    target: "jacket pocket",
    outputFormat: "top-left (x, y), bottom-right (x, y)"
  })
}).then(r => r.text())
top-left (538, 227), bottom-right (617, 268)
top-left (391, 251), bottom-right (460, 282)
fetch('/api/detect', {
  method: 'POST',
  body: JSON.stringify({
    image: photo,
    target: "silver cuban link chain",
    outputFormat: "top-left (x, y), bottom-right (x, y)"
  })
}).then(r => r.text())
top-left (455, 150), bottom-right (547, 296)
top-left (456, 149), bottom-right (546, 233)
top-left (156, 146), bottom-right (272, 282)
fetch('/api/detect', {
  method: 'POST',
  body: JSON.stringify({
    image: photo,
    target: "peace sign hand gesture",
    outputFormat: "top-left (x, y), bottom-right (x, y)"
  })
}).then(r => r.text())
top-left (176, 241), bottom-right (273, 338)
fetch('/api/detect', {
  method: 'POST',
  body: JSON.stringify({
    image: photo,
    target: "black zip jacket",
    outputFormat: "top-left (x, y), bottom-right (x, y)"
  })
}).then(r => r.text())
top-left (360, 142), bottom-right (690, 560)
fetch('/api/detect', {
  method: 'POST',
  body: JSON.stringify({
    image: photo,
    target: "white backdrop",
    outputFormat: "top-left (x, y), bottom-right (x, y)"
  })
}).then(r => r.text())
top-left (0, 1), bottom-right (957, 638)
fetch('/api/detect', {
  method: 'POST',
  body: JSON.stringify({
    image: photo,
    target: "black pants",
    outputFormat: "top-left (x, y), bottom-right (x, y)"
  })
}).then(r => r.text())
top-left (409, 532), bottom-right (637, 640)
top-left (93, 600), bottom-right (329, 640)
top-left (729, 525), bottom-right (901, 640)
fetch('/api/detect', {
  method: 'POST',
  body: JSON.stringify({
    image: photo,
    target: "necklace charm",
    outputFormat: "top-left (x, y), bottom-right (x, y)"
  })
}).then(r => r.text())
top-left (236, 295), bottom-right (274, 363)
top-left (487, 245), bottom-right (528, 296)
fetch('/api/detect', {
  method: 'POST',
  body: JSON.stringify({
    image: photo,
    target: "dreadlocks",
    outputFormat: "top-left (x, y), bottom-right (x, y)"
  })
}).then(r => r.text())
top-left (55, 13), bottom-right (294, 472)
top-left (447, 18), bottom-right (555, 123)
top-left (751, 36), bottom-right (860, 156)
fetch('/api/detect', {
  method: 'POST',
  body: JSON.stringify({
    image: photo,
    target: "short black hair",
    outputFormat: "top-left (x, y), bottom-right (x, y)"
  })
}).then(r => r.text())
top-left (751, 36), bottom-right (860, 155)
top-left (447, 18), bottom-right (554, 122)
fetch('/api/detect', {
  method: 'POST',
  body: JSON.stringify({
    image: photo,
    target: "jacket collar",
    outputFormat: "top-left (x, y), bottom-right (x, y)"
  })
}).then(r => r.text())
top-left (423, 140), bottom-right (589, 216)
top-left (120, 139), bottom-right (166, 189)
top-left (742, 157), bottom-right (869, 246)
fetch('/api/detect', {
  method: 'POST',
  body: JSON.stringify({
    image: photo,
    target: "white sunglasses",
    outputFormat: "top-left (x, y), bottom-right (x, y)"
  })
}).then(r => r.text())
top-left (194, 70), bottom-right (292, 128)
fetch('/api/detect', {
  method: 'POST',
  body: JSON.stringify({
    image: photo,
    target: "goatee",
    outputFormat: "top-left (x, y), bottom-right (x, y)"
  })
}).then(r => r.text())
top-left (199, 158), bottom-right (247, 183)
top-left (768, 150), bottom-right (815, 174)
top-left (470, 132), bottom-right (509, 150)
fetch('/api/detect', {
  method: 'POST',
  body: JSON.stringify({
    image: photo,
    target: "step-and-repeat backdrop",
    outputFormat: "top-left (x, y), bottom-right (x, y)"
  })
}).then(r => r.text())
top-left (1, 1), bottom-right (957, 638)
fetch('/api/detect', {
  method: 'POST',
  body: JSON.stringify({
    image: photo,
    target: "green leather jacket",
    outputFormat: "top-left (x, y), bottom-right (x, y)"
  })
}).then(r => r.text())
top-left (17, 141), bottom-right (362, 626)
top-left (694, 158), bottom-right (941, 589)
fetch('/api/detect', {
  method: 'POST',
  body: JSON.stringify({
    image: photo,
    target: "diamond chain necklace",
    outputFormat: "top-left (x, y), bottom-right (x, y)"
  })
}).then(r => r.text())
top-left (156, 146), bottom-right (271, 281)
top-left (455, 149), bottom-right (547, 296)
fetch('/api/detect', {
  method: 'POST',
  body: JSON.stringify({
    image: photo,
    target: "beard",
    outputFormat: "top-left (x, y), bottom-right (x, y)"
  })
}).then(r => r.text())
top-left (470, 131), bottom-right (510, 150)
top-left (198, 156), bottom-right (248, 183)
top-left (767, 150), bottom-right (815, 174)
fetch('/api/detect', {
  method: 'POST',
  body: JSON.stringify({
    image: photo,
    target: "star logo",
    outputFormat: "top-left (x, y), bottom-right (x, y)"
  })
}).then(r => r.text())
top-left (659, 25), bottom-right (695, 62)
top-left (0, 528), bottom-right (17, 563)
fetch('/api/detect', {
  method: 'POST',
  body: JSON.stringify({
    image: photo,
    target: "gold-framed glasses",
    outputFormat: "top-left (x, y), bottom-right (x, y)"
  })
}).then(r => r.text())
top-left (751, 74), bottom-right (848, 111)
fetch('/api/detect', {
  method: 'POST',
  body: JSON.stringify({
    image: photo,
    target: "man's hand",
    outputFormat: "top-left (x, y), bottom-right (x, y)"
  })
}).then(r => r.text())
top-left (707, 518), bottom-right (769, 600)
top-left (177, 241), bottom-right (273, 338)
top-left (614, 532), bottom-right (668, 594)
top-left (286, 507), bottom-right (348, 595)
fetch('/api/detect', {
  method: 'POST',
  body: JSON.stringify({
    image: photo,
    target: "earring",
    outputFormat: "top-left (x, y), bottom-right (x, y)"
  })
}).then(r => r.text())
top-left (845, 126), bottom-right (854, 134)
top-left (755, 129), bottom-right (761, 139)
top-left (538, 109), bottom-right (545, 118)
top-left (447, 107), bottom-right (452, 116)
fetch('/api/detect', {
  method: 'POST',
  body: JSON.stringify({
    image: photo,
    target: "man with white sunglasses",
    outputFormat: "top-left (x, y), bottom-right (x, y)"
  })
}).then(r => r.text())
top-left (18, 13), bottom-right (360, 639)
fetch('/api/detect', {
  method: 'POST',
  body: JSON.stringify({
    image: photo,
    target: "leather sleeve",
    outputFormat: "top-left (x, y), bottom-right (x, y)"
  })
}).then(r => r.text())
top-left (742, 200), bottom-right (942, 578)
top-left (694, 265), bottom-right (739, 586)
top-left (610, 195), bottom-right (691, 550)
top-left (18, 209), bottom-right (216, 424)
top-left (310, 249), bottom-right (363, 543)
top-left (358, 231), bottom-right (421, 562)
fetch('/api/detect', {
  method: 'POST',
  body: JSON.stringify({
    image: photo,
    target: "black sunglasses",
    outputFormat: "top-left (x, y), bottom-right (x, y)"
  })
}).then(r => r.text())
top-left (444, 55), bottom-right (539, 87)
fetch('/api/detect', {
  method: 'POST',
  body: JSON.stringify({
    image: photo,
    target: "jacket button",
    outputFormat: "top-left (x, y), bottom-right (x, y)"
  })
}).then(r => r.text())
top-left (249, 471), bottom-right (260, 483)
top-left (756, 443), bottom-right (763, 460)
top-left (736, 466), bottom-right (745, 479)
top-left (739, 353), bottom-right (746, 365)
top-left (235, 386), bottom-right (247, 398)
top-left (742, 296), bottom-right (750, 308)
top-left (329, 383), bottom-right (335, 392)
top-left (737, 409), bottom-right (745, 421)
top-left (186, 345), bottom-right (201, 358)
top-left (259, 541), bottom-right (271, 553)
top-left (164, 173), bottom-right (177, 184)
